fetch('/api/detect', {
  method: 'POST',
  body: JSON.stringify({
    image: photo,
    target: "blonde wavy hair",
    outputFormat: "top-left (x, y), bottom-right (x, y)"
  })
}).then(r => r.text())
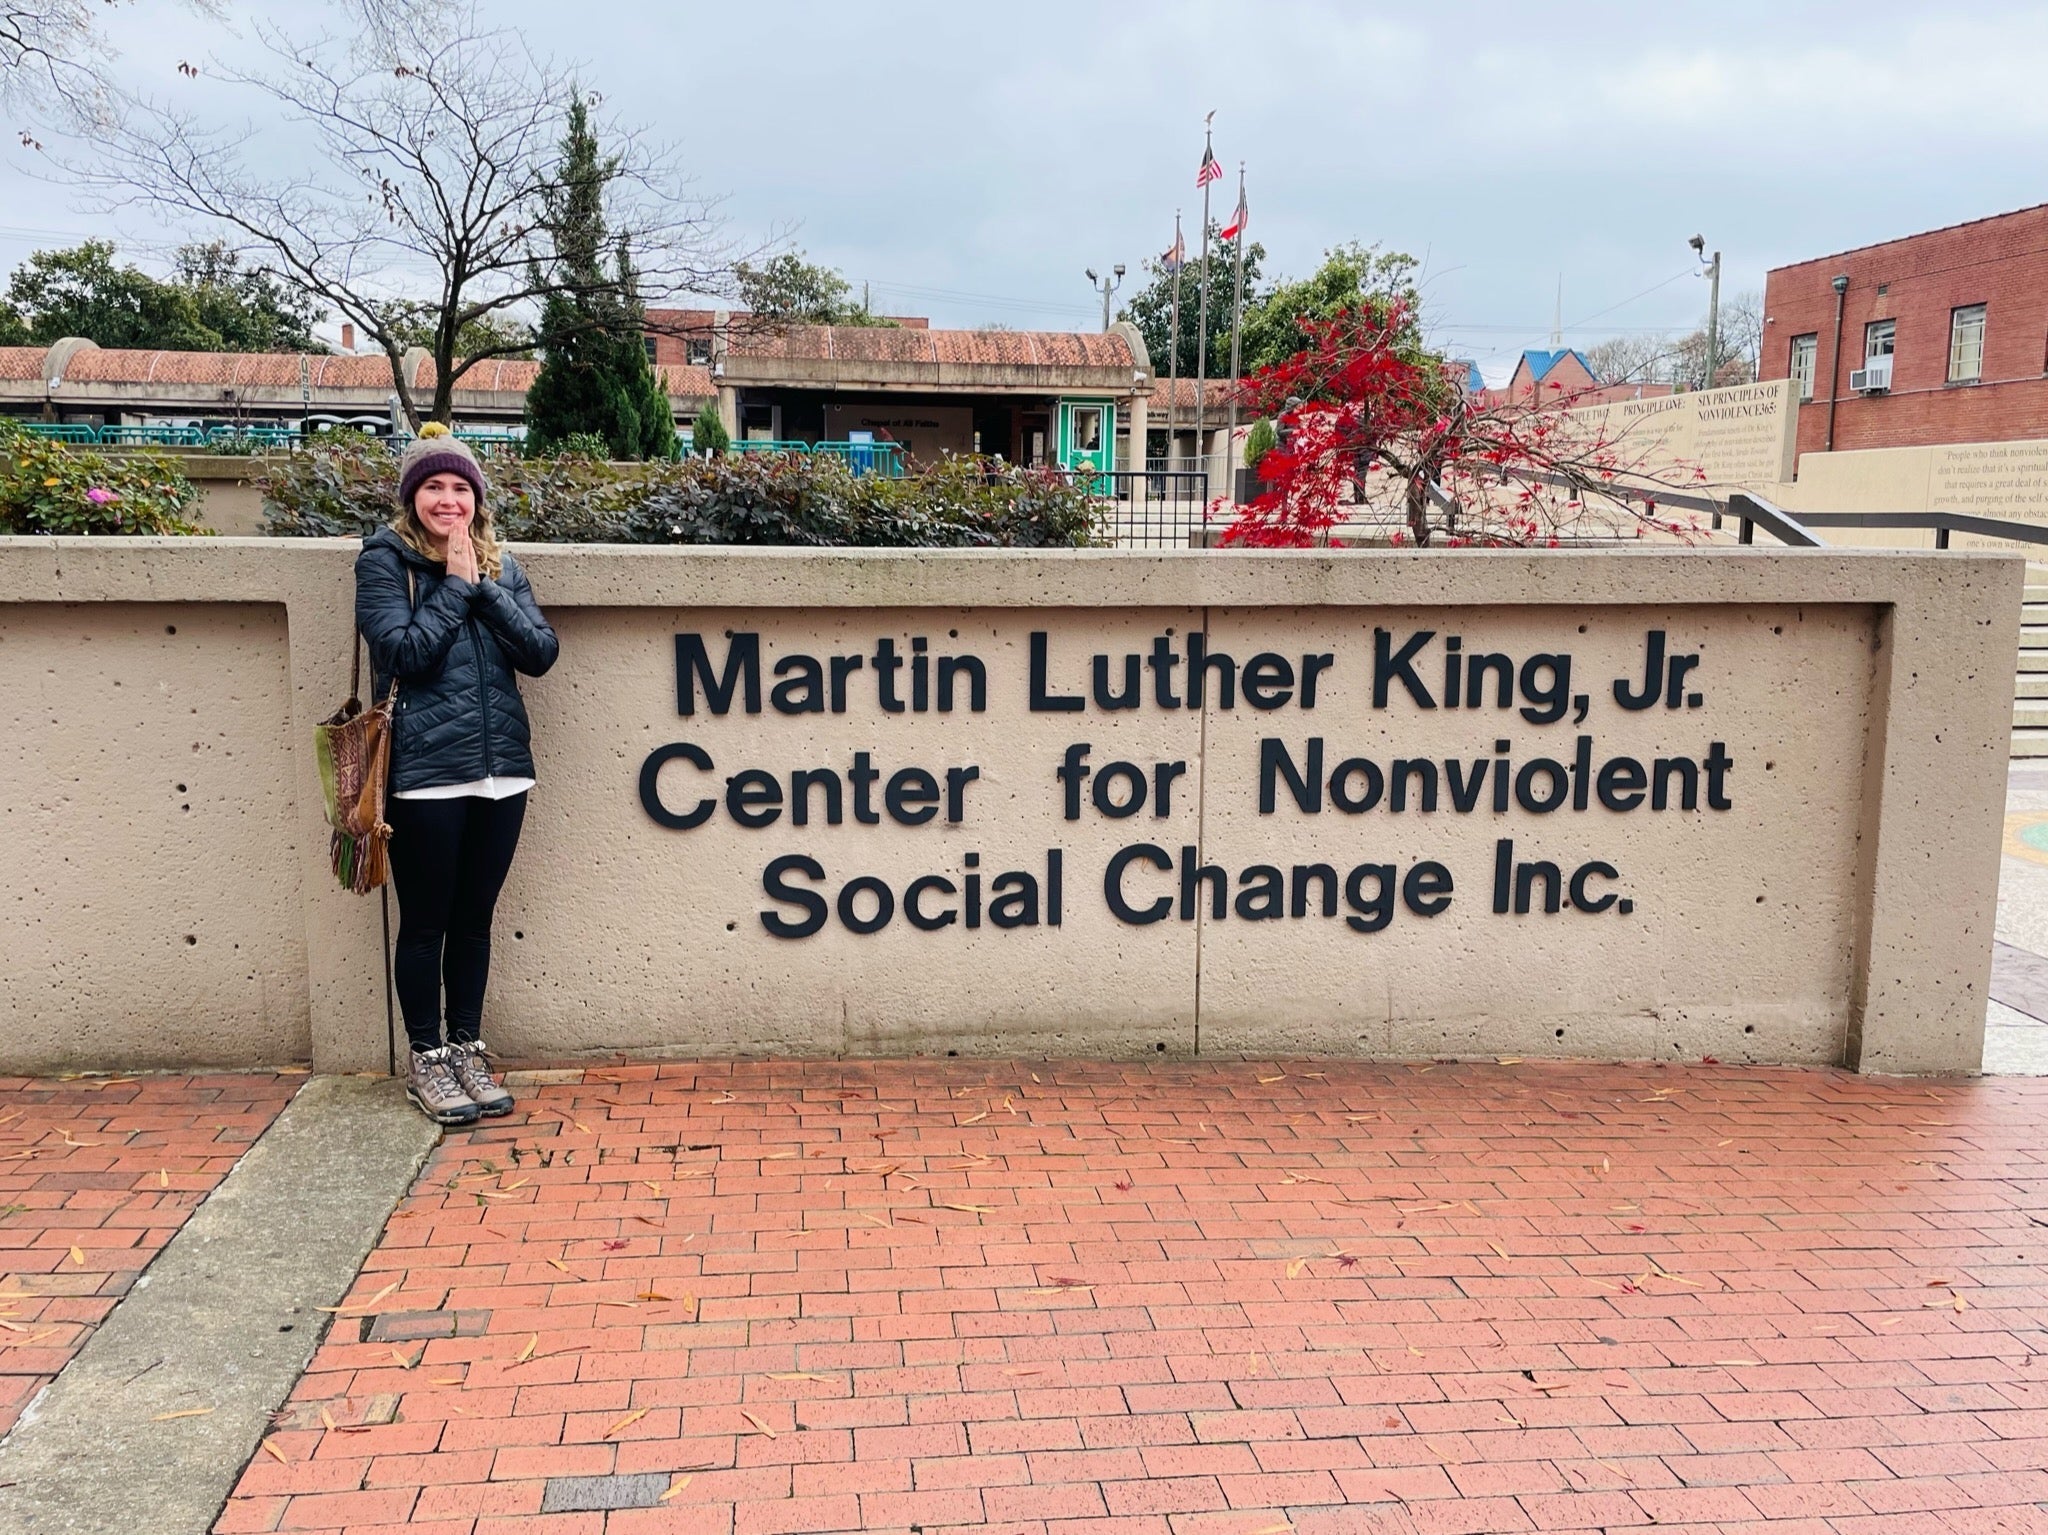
top-left (392, 468), bottom-right (504, 579)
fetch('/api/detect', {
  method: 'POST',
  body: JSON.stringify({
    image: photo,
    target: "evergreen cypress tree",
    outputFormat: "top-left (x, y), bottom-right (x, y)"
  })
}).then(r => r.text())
top-left (524, 96), bottom-right (676, 459)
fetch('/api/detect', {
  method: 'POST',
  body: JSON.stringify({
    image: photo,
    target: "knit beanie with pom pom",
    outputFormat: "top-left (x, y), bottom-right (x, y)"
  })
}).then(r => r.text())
top-left (397, 422), bottom-right (487, 511)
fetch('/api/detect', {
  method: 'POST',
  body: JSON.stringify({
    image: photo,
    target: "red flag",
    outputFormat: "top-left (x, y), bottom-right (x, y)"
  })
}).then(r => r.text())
top-left (1195, 145), bottom-right (1221, 188)
top-left (1219, 185), bottom-right (1248, 241)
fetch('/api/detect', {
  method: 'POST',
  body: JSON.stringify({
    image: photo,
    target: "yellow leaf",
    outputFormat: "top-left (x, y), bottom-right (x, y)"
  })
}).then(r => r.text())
top-left (1713, 1359), bottom-right (1761, 1367)
top-left (767, 1372), bottom-right (831, 1382)
top-left (1489, 1242), bottom-right (1509, 1261)
top-left (636, 1290), bottom-right (672, 1303)
top-left (516, 1334), bottom-right (538, 1363)
top-left (432, 1376), bottom-right (463, 1385)
top-left (158, 1169), bottom-right (169, 1187)
top-left (68, 1246), bottom-right (85, 1266)
top-left (547, 1258), bottom-right (574, 1275)
top-left (1257, 1074), bottom-right (1285, 1083)
top-left (1002, 1366), bottom-right (1045, 1376)
top-left (961, 1111), bottom-right (988, 1124)
top-left (1496, 1056), bottom-right (1523, 1064)
top-left (1285, 1257), bottom-right (1310, 1279)
top-left (941, 1203), bottom-right (993, 1215)
top-left (320, 1407), bottom-right (337, 1433)
top-left (43, 477), bottom-right (59, 486)
top-left (604, 1407), bottom-right (650, 1439)
top-left (391, 1347), bottom-right (421, 1369)
top-left (659, 1475), bottom-right (692, 1502)
top-left (642, 1181), bottom-right (662, 1194)
top-left (152, 1408), bottom-right (213, 1421)
top-left (741, 1409), bottom-right (777, 1438)
top-left (260, 1436), bottom-right (288, 1463)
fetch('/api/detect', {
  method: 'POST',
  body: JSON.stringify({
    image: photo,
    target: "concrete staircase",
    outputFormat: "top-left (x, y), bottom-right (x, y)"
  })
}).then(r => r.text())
top-left (2015, 571), bottom-right (2048, 757)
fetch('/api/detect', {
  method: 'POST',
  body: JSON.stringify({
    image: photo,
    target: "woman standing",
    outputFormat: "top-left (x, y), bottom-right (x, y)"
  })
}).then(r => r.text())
top-left (356, 424), bottom-right (559, 1125)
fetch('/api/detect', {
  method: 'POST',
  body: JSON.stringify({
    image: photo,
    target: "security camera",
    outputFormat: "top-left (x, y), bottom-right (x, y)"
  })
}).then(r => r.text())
top-left (1085, 268), bottom-right (1098, 283)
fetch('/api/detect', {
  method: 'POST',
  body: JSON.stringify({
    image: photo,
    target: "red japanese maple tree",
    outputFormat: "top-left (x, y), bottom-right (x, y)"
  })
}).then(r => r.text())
top-left (1222, 303), bottom-right (1707, 549)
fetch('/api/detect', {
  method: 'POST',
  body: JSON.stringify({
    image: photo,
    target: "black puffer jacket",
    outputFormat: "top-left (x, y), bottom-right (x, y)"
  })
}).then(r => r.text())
top-left (355, 526), bottom-right (560, 793)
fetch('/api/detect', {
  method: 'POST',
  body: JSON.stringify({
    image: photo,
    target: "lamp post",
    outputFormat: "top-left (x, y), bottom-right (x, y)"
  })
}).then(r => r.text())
top-left (1689, 234), bottom-right (1722, 389)
top-left (1086, 264), bottom-right (1125, 332)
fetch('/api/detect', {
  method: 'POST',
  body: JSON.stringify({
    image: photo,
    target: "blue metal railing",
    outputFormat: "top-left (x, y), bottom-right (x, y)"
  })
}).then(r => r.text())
top-left (730, 439), bottom-right (906, 478)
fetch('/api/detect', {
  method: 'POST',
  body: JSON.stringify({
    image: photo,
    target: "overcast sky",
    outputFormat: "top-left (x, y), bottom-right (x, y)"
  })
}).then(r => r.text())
top-left (5, 0), bottom-right (2047, 382)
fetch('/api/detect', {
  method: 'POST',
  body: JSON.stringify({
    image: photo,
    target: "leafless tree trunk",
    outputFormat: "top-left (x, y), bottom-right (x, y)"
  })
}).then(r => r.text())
top-left (61, 0), bottom-right (733, 427)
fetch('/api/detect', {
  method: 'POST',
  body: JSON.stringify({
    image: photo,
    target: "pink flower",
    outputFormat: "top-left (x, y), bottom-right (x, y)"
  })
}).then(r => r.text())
top-left (85, 486), bottom-right (114, 505)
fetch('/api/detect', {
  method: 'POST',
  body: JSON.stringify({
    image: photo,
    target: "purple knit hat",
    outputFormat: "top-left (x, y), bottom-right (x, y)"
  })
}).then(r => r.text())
top-left (397, 423), bottom-right (487, 511)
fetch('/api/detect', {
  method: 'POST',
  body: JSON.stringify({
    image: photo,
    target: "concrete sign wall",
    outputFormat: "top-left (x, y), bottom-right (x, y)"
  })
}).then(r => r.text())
top-left (0, 540), bottom-right (2018, 1076)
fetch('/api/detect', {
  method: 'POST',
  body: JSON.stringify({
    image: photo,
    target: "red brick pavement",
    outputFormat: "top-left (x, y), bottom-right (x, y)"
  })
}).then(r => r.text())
top-left (0, 1070), bottom-right (304, 1434)
top-left (217, 1060), bottom-right (2048, 1535)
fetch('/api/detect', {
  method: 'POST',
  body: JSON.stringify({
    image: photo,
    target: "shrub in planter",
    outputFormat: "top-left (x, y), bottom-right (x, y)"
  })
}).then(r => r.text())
top-left (0, 420), bottom-right (205, 535)
top-left (262, 434), bottom-right (1094, 549)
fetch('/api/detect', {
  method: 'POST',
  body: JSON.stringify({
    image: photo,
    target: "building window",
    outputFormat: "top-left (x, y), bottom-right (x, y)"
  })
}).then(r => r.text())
top-left (1948, 304), bottom-right (1985, 383)
top-left (643, 336), bottom-right (658, 362)
top-left (685, 339), bottom-right (712, 366)
top-left (1790, 334), bottom-right (1818, 401)
top-left (1865, 318), bottom-right (1895, 359)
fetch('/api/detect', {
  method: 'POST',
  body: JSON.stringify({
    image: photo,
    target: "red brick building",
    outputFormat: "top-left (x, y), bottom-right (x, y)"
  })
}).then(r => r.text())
top-left (1761, 203), bottom-right (2048, 459)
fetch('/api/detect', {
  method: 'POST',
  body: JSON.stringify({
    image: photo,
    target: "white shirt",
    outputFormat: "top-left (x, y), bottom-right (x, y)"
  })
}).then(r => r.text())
top-left (392, 776), bottom-right (535, 802)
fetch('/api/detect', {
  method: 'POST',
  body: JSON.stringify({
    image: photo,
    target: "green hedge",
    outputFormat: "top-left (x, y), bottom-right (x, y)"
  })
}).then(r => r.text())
top-left (0, 420), bottom-right (205, 535)
top-left (259, 433), bottom-right (1096, 548)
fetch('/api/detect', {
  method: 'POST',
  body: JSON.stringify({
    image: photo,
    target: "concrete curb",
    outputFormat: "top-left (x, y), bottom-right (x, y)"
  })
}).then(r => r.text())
top-left (0, 1075), bottom-right (438, 1535)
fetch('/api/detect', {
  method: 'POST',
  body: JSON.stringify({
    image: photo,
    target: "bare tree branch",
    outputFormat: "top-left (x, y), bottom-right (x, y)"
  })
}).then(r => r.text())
top-left (59, 0), bottom-right (738, 426)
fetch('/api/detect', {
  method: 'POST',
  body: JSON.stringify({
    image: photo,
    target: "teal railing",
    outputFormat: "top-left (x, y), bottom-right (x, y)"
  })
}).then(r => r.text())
top-left (730, 439), bottom-right (905, 477)
top-left (11, 422), bottom-right (99, 444)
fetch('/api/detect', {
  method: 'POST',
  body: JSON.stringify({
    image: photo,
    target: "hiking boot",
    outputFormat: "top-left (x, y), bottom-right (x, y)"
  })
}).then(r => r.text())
top-left (449, 1040), bottom-right (513, 1117)
top-left (407, 1045), bottom-right (481, 1126)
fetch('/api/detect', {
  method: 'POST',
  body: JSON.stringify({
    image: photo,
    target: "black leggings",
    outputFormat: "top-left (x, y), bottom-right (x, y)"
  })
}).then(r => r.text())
top-left (386, 793), bottom-right (527, 1052)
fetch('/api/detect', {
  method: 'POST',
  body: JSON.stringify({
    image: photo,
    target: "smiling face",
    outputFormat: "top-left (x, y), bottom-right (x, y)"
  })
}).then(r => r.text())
top-left (411, 473), bottom-right (476, 545)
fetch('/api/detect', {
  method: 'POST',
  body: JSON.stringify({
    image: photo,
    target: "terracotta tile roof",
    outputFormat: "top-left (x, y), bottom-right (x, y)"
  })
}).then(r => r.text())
top-left (0, 347), bottom-right (45, 382)
top-left (655, 363), bottom-right (715, 398)
top-left (728, 324), bottom-right (1136, 369)
top-left (59, 349), bottom-right (401, 389)
top-left (1150, 376), bottom-right (1239, 409)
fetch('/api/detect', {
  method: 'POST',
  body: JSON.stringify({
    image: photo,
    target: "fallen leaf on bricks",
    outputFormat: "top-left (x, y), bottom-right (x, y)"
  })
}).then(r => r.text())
top-left (319, 1407), bottom-right (337, 1433)
top-left (1489, 1242), bottom-right (1510, 1261)
top-left (941, 1203), bottom-right (993, 1215)
top-left (604, 1408), bottom-right (649, 1439)
top-left (636, 1290), bottom-right (672, 1303)
top-left (516, 1334), bottom-right (538, 1363)
top-left (390, 1348), bottom-right (421, 1369)
top-left (151, 1408), bottom-right (212, 1421)
top-left (1713, 1359), bottom-right (1761, 1367)
top-left (158, 1169), bottom-right (169, 1187)
top-left (961, 1112), bottom-right (988, 1125)
top-left (642, 1181), bottom-right (662, 1194)
top-left (660, 1476), bottom-right (691, 1502)
top-left (1003, 1367), bottom-right (1045, 1376)
top-left (767, 1372), bottom-right (831, 1382)
top-left (741, 1409), bottom-right (777, 1438)
top-left (1258, 1075), bottom-right (1286, 1084)
top-left (260, 1437), bottom-right (288, 1463)
top-left (316, 1279), bottom-right (398, 1315)
top-left (1286, 1258), bottom-right (1311, 1279)
top-left (68, 1247), bottom-right (84, 1266)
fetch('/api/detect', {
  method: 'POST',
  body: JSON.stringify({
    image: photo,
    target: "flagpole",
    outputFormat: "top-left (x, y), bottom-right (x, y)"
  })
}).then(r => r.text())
top-left (1193, 114), bottom-right (1215, 497)
top-left (1225, 161), bottom-right (1247, 500)
top-left (1166, 210), bottom-right (1182, 473)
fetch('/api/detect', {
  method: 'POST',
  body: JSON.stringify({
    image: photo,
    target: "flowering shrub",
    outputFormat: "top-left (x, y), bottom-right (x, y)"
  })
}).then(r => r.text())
top-left (0, 421), bottom-right (206, 535)
top-left (260, 432), bottom-right (1096, 549)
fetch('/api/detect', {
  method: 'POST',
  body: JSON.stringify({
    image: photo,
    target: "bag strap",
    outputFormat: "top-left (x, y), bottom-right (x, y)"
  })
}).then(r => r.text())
top-left (352, 566), bottom-right (418, 706)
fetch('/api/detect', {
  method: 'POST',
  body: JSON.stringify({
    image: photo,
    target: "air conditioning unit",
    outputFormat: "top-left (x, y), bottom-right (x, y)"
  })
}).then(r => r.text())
top-left (1849, 355), bottom-right (1893, 393)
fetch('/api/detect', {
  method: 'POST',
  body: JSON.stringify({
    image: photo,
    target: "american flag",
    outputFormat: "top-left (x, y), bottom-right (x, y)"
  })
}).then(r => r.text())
top-left (1195, 145), bottom-right (1221, 188)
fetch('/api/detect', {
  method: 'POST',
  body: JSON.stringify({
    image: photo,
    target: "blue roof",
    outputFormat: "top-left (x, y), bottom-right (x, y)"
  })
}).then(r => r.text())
top-left (1518, 348), bottom-right (1591, 384)
top-left (1455, 359), bottom-right (1484, 392)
